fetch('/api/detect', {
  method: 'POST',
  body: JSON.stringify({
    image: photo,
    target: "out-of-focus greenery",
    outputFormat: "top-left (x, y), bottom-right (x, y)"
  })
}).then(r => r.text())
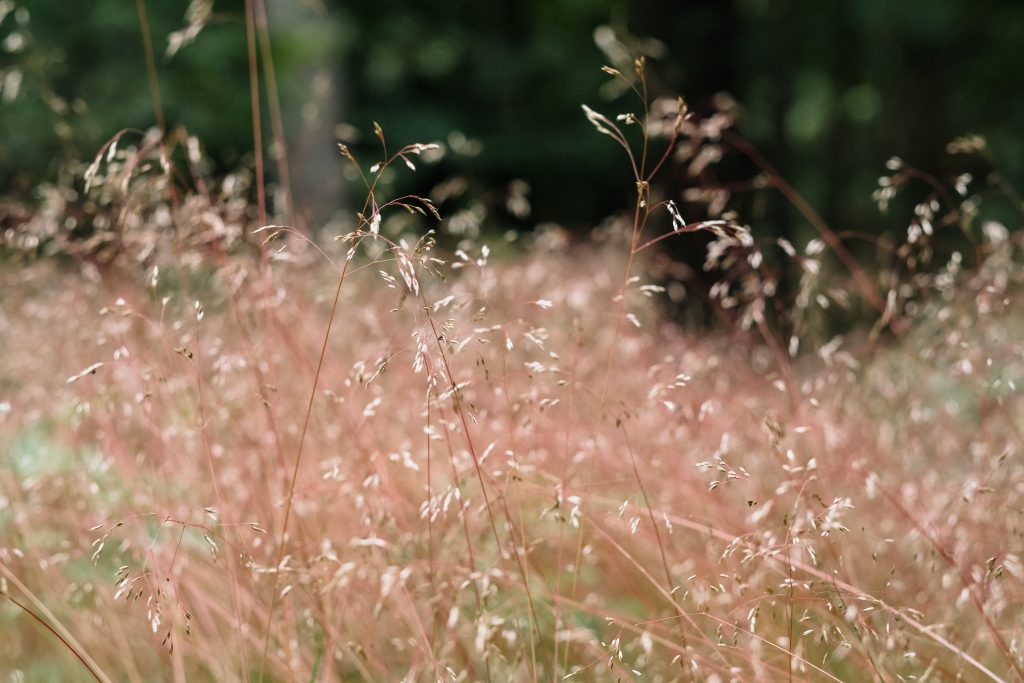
top-left (1, 0), bottom-right (1022, 237)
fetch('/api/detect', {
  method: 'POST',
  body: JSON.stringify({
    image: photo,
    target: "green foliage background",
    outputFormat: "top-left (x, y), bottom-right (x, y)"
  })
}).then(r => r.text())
top-left (2, 0), bottom-right (1022, 237)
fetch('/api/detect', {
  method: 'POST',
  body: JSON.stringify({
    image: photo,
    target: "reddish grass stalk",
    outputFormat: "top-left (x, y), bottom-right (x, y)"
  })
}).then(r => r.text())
top-left (546, 592), bottom-right (811, 682)
top-left (134, 0), bottom-right (165, 132)
top-left (620, 425), bottom-right (688, 650)
top-left (425, 384), bottom-right (436, 611)
top-left (721, 130), bottom-right (885, 313)
top-left (244, 0), bottom-right (267, 228)
top-left (585, 519), bottom-right (738, 678)
top-left (189, 314), bottom-right (251, 677)
top-left (582, 490), bottom-right (1011, 683)
top-left (253, 0), bottom-right (297, 229)
top-left (438, 415), bottom-right (493, 683)
top-left (257, 253), bottom-right (353, 682)
top-left (0, 563), bottom-right (112, 683)
top-left (551, 328), bottom-right (580, 679)
top-left (2, 591), bottom-right (105, 683)
top-left (397, 585), bottom-right (446, 681)
top-left (498, 349), bottom-right (541, 679)
top-left (880, 487), bottom-right (1024, 680)
top-left (424, 308), bottom-right (545, 681)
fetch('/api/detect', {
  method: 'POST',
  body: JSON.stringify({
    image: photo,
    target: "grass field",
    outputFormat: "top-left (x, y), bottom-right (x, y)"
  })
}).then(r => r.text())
top-left (2, 45), bottom-right (1024, 683)
top-left (3, 193), bottom-right (1024, 682)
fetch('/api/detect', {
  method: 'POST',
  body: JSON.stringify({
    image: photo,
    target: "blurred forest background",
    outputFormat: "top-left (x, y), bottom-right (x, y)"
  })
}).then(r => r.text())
top-left (2, 0), bottom-right (1022, 246)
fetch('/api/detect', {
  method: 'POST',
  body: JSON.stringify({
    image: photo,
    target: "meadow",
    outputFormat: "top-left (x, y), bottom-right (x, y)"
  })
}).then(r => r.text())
top-left (2, 37), bottom-right (1024, 683)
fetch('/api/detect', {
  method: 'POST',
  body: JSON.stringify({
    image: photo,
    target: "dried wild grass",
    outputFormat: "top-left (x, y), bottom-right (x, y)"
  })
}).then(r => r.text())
top-left (2, 44), bottom-right (1024, 683)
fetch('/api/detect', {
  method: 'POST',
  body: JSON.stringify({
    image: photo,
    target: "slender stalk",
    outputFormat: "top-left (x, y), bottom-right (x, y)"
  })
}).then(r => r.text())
top-left (0, 563), bottom-right (112, 683)
top-left (2, 592), bottom-right (104, 683)
top-left (134, 0), bottom-right (165, 131)
top-left (244, 0), bottom-right (267, 228)
top-left (620, 425), bottom-right (687, 650)
top-left (190, 319), bottom-right (251, 677)
top-left (253, 0), bottom-right (297, 229)
top-left (257, 254), bottom-right (354, 682)
top-left (722, 130), bottom-right (885, 312)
